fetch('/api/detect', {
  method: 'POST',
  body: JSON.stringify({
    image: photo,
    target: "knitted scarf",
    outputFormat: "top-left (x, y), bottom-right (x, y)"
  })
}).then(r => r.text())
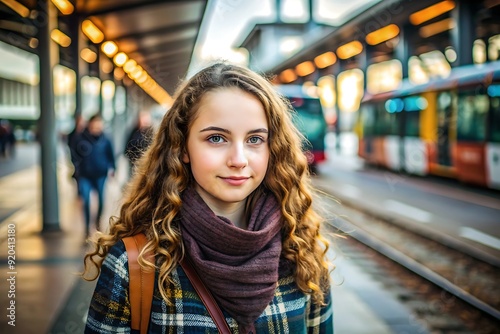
top-left (180, 187), bottom-right (283, 333)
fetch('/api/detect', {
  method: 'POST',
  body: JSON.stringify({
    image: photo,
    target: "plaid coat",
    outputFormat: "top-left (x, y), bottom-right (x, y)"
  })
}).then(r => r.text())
top-left (85, 240), bottom-right (333, 333)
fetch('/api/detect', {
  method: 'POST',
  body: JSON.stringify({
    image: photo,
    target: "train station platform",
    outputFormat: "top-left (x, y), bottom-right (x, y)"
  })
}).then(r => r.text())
top-left (0, 142), bottom-right (430, 334)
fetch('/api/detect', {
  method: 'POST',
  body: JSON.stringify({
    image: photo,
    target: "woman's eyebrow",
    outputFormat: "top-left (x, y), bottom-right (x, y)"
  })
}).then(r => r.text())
top-left (248, 128), bottom-right (268, 134)
top-left (200, 126), bottom-right (230, 134)
top-left (200, 127), bottom-right (268, 135)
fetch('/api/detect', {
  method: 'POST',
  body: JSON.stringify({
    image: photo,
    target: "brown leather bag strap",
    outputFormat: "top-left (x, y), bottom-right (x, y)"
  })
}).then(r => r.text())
top-left (180, 255), bottom-right (232, 334)
top-left (123, 234), bottom-right (155, 334)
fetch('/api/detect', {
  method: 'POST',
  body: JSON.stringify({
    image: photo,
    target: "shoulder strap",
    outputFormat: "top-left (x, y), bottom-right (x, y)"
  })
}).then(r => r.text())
top-left (180, 255), bottom-right (232, 334)
top-left (123, 234), bottom-right (155, 334)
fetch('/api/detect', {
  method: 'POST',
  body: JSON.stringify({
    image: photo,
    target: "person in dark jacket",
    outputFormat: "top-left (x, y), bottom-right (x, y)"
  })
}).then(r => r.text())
top-left (73, 114), bottom-right (115, 237)
top-left (124, 111), bottom-right (152, 176)
top-left (67, 115), bottom-right (86, 196)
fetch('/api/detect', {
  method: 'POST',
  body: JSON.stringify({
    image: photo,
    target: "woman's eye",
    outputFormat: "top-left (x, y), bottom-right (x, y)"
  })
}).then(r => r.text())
top-left (208, 135), bottom-right (224, 143)
top-left (248, 136), bottom-right (264, 144)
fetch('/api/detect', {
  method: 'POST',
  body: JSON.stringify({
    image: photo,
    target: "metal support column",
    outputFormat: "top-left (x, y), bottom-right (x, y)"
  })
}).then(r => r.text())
top-left (37, 0), bottom-right (60, 232)
top-left (333, 61), bottom-right (342, 153)
top-left (395, 23), bottom-right (414, 79)
top-left (69, 12), bottom-right (82, 119)
top-left (451, 1), bottom-right (476, 66)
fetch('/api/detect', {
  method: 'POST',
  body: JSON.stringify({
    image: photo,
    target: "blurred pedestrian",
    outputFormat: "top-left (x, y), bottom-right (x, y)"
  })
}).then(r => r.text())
top-left (67, 115), bottom-right (86, 195)
top-left (73, 114), bottom-right (115, 237)
top-left (83, 63), bottom-right (333, 333)
top-left (0, 119), bottom-right (15, 158)
top-left (124, 111), bottom-right (153, 176)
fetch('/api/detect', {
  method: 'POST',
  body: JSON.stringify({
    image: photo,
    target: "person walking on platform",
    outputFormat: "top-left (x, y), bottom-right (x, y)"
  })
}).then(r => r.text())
top-left (124, 110), bottom-right (153, 177)
top-left (83, 63), bottom-right (333, 333)
top-left (0, 119), bottom-right (16, 158)
top-left (67, 115), bottom-right (86, 196)
top-left (73, 114), bottom-right (115, 237)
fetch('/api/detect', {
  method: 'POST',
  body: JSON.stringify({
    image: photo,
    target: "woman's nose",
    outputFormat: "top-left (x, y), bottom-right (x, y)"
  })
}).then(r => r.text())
top-left (227, 143), bottom-right (248, 168)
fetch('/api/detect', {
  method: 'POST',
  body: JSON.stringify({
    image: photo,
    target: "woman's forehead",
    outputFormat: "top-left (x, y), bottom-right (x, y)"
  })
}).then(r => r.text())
top-left (190, 88), bottom-right (268, 130)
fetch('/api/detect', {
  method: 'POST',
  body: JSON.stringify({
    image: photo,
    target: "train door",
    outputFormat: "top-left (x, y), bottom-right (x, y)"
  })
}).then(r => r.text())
top-left (486, 83), bottom-right (500, 189)
top-left (436, 91), bottom-right (454, 167)
top-left (456, 89), bottom-right (489, 186)
top-left (403, 95), bottom-right (428, 175)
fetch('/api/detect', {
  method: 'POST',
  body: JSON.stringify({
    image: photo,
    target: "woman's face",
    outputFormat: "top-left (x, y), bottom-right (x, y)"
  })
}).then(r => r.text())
top-left (183, 87), bottom-right (270, 212)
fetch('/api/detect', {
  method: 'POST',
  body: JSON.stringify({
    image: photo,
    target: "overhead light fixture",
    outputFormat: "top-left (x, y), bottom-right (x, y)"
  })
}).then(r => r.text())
top-left (314, 51), bottom-right (337, 68)
top-left (0, 0), bottom-right (30, 18)
top-left (80, 48), bottom-right (97, 63)
top-left (51, 0), bottom-right (74, 15)
top-left (419, 18), bottom-right (456, 38)
top-left (50, 28), bottom-right (71, 47)
top-left (130, 66), bottom-right (143, 80)
top-left (123, 59), bottom-right (137, 73)
top-left (410, 1), bottom-right (455, 26)
top-left (295, 61), bottom-right (315, 76)
top-left (82, 20), bottom-right (104, 44)
top-left (101, 58), bottom-right (114, 74)
top-left (114, 67), bottom-right (125, 80)
top-left (336, 40), bottom-right (363, 60)
top-left (135, 71), bottom-right (149, 84)
top-left (29, 38), bottom-right (38, 49)
top-left (113, 52), bottom-right (128, 67)
top-left (279, 69), bottom-right (297, 83)
top-left (366, 24), bottom-right (400, 46)
top-left (101, 41), bottom-right (118, 57)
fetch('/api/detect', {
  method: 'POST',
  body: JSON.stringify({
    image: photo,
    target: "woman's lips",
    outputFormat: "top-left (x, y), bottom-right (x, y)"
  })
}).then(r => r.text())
top-left (221, 176), bottom-right (249, 186)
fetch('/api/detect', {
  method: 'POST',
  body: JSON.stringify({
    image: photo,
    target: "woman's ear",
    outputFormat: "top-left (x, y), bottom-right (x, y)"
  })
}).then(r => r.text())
top-left (182, 151), bottom-right (190, 163)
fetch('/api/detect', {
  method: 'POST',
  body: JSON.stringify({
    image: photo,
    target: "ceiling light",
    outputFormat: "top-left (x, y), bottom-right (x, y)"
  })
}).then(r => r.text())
top-left (51, 29), bottom-right (71, 47)
top-left (279, 69), bottom-right (297, 83)
top-left (114, 67), bottom-right (125, 80)
top-left (80, 48), bottom-right (97, 63)
top-left (1, 0), bottom-right (30, 18)
top-left (101, 41), bottom-right (118, 57)
top-left (410, 1), bottom-right (455, 26)
top-left (51, 0), bottom-right (74, 15)
top-left (419, 18), bottom-right (456, 38)
top-left (82, 20), bottom-right (104, 44)
top-left (314, 51), bottom-right (337, 68)
top-left (113, 52), bottom-right (128, 67)
top-left (123, 59), bottom-right (137, 73)
top-left (295, 61), bottom-right (315, 76)
top-left (366, 24), bottom-right (400, 46)
top-left (336, 41), bottom-right (363, 59)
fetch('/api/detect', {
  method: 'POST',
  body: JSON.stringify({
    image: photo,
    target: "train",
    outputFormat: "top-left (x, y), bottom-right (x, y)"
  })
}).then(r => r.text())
top-left (274, 84), bottom-right (327, 170)
top-left (356, 60), bottom-right (500, 190)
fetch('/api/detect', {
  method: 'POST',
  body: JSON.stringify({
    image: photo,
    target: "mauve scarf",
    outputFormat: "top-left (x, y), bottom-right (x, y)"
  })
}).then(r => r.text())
top-left (180, 187), bottom-right (283, 333)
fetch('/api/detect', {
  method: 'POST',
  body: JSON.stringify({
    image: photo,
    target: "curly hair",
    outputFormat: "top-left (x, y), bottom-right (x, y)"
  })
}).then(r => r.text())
top-left (83, 62), bottom-right (331, 305)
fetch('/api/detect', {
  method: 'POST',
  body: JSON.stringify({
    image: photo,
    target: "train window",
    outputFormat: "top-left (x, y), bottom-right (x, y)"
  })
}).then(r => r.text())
top-left (378, 102), bottom-right (399, 136)
top-left (488, 34), bottom-right (500, 61)
top-left (457, 92), bottom-right (488, 141)
top-left (490, 95), bottom-right (500, 143)
top-left (406, 110), bottom-right (420, 137)
top-left (359, 105), bottom-right (375, 136)
top-left (402, 95), bottom-right (423, 137)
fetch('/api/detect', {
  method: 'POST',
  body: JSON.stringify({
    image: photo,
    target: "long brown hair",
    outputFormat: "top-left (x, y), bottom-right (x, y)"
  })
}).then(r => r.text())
top-left (83, 62), bottom-right (331, 304)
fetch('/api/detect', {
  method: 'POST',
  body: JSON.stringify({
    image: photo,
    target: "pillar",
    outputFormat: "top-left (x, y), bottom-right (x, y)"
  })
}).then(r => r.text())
top-left (37, 0), bottom-right (60, 232)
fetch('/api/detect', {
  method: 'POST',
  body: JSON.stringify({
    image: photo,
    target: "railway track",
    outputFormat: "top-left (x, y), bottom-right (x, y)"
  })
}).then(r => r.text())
top-left (316, 185), bottom-right (500, 333)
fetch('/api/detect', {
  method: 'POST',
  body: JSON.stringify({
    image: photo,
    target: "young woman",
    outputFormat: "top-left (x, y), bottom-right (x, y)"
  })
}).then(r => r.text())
top-left (83, 62), bottom-right (333, 333)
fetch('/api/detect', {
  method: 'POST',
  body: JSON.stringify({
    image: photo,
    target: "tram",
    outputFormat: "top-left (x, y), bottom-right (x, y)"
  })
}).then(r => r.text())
top-left (274, 84), bottom-right (327, 169)
top-left (356, 60), bottom-right (500, 190)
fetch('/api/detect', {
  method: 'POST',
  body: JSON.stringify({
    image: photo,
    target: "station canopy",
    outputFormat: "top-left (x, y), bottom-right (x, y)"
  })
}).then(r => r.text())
top-left (0, 0), bottom-right (208, 95)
